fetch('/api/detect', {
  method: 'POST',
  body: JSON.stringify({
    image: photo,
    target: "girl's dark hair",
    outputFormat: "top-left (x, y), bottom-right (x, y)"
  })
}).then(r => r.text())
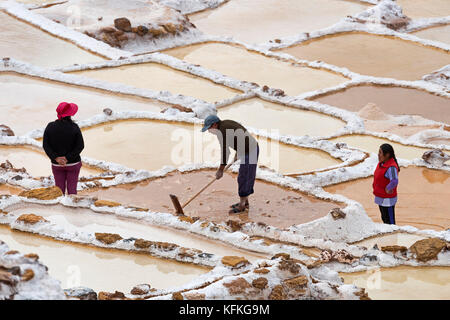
top-left (60, 116), bottom-right (73, 123)
top-left (380, 143), bottom-right (400, 172)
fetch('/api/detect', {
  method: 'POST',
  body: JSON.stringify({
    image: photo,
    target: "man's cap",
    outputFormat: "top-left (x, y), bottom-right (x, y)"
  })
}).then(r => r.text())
top-left (201, 115), bottom-right (220, 132)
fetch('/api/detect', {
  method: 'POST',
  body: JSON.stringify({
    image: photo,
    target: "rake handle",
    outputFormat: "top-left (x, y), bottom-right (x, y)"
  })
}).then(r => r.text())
top-left (182, 161), bottom-right (235, 209)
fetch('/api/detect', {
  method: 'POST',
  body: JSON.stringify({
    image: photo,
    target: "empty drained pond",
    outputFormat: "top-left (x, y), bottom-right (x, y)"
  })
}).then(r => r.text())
top-left (81, 169), bottom-right (343, 229)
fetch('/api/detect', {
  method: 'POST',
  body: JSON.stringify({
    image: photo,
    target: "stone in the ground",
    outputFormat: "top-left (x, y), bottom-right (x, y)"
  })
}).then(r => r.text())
top-left (329, 208), bottom-right (346, 220)
top-left (130, 284), bottom-right (151, 295)
top-left (278, 259), bottom-right (301, 274)
top-left (98, 291), bottom-right (126, 300)
top-left (184, 292), bottom-right (206, 300)
top-left (282, 275), bottom-right (308, 293)
top-left (254, 268), bottom-right (270, 274)
top-left (385, 17), bottom-right (410, 30)
top-left (0, 124), bottom-right (14, 136)
top-left (94, 200), bottom-right (121, 207)
top-left (252, 277), bottom-right (268, 290)
top-left (16, 214), bottom-right (48, 225)
top-left (64, 287), bottom-right (97, 300)
top-left (21, 269), bottom-right (34, 281)
top-left (223, 277), bottom-right (252, 295)
top-left (409, 238), bottom-right (447, 262)
top-left (381, 245), bottom-right (408, 253)
top-left (221, 256), bottom-right (250, 268)
top-left (19, 186), bottom-right (63, 200)
top-left (178, 215), bottom-right (195, 224)
top-left (354, 288), bottom-right (371, 300)
top-left (24, 253), bottom-right (39, 260)
top-left (114, 17), bottom-right (132, 32)
top-left (269, 285), bottom-right (285, 300)
top-left (272, 253), bottom-right (290, 260)
top-left (422, 149), bottom-right (450, 167)
top-left (136, 25), bottom-right (149, 36)
top-left (95, 233), bottom-right (123, 245)
top-left (172, 292), bottom-right (184, 300)
top-left (226, 220), bottom-right (243, 232)
top-left (134, 238), bottom-right (153, 249)
top-left (103, 108), bottom-right (113, 116)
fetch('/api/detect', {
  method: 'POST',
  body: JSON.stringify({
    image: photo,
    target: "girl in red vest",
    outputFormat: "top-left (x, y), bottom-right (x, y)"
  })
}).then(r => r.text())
top-left (373, 144), bottom-right (400, 225)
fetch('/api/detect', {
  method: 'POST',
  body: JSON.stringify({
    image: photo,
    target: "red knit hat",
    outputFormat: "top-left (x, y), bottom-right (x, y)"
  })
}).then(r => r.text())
top-left (56, 102), bottom-right (78, 120)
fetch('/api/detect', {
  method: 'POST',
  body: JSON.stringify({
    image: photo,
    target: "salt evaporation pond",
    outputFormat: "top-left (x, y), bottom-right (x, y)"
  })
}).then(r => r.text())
top-left (0, 11), bottom-right (104, 68)
top-left (324, 166), bottom-right (450, 230)
top-left (5, 203), bottom-right (267, 262)
top-left (341, 266), bottom-right (450, 300)
top-left (413, 25), bottom-right (450, 46)
top-left (329, 135), bottom-right (432, 161)
top-left (279, 32), bottom-right (450, 80)
top-left (353, 232), bottom-right (428, 249)
top-left (188, 0), bottom-right (369, 44)
top-left (70, 63), bottom-right (241, 103)
top-left (397, 0), bottom-right (450, 19)
top-left (163, 43), bottom-right (348, 96)
top-left (0, 145), bottom-right (103, 178)
top-left (81, 170), bottom-right (343, 228)
top-left (217, 98), bottom-right (346, 138)
top-left (309, 84), bottom-right (450, 124)
top-left (0, 184), bottom-right (24, 196)
top-left (81, 119), bottom-right (342, 175)
top-left (0, 72), bottom-right (164, 136)
top-left (0, 226), bottom-right (210, 293)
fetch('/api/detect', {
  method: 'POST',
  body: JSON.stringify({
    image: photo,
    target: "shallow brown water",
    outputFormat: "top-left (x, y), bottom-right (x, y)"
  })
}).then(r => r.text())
top-left (81, 170), bottom-right (343, 229)
top-left (188, 0), bottom-right (369, 44)
top-left (413, 24), bottom-right (450, 45)
top-left (81, 119), bottom-right (342, 175)
top-left (397, 0), bottom-right (450, 19)
top-left (310, 84), bottom-right (450, 124)
top-left (0, 73), bottom-right (165, 136)
top-left (218, 98), bottom-right (346, 137)
top-left (353, 232), bottom-right (428, 249)
top-left (0, 145), bottom-right (103, 178)
top-left (163, 43), bottom-right (348, 96)
top-left (0, 184), bottom-right (24, 196)
top-left (71, 63), bottom-right (241, 103)
top-left (329, 135), bottom-right (432, 161)
top-left (341, 266), bottom-right (450, 300)
top-left (5, 203), bottom-right (267, 262)
top-left (0, 11), bottom-right (104, 68)
top-left (324, 166), bottom-right (450, 230)
top-left (0, 225), bottom-right (209, 293)
top-left (280, 32), bottom-right (450, 80)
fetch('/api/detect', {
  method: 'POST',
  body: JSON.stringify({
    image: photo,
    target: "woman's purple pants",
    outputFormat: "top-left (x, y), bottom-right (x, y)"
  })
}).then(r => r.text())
top-left (51, 162), bottom-right (82, 195)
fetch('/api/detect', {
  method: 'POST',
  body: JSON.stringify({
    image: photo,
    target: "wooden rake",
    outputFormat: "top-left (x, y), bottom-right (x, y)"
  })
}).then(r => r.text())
top-left (169, 161), bottom-right (235, 216)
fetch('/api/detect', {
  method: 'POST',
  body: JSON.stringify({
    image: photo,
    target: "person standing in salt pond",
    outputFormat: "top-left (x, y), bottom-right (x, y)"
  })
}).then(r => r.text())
top-left (201, 115), bottom-right (259, 214)
top-left (43, 102), bottom-right (84, 195)
top-left (372, 143), bottom-right (400, 225)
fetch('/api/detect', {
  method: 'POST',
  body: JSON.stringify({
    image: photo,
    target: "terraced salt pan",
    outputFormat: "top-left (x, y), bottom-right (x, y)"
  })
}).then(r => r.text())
top-left (279, 32), bottom-right (450, 80)
top-left (329, 135), bottom-right (432, 161)
top-left (0, 11), bottom-right (105, 68)
top-left (341, 266), bottom-right (450, 300)
top-left (71, 63), bottom-right (240, 104)
top-left (0, 226), bottom-right (209, 292)
top-left (324, 167), bottom-right (450, 230)
top-left (163, 43), bottom-right (348, 96)
top-left (187, 0), bottom-right (369, 44)
top-left (5, 203), bottom-right (267, 261)
top-left (353, 232), bottom-right (428, 249)
top-left (218, 98), bottom-right (346, 138)
top-left (81, 170), bottom-right (343, 229)
top-left (310, 84), bottom-right (450, 124)
top-left (426, 138), bottom-right (450, 146)
top-left (0, 184), bottom-right (24, 196)
top-left (413, 25), bottom-right (450, 46)
top-left (0, 145), bottom-right (103, 178)
top-left (0, 73), bottom-right (165, 136)
top-left (81, 120), bottom-right (342, 175)
top-left (397, 0), bottom-right (450, 19)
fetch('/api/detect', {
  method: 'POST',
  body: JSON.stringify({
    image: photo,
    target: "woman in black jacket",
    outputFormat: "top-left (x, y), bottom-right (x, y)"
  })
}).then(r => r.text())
top-left (43, 102), bottom-right (84, 195)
